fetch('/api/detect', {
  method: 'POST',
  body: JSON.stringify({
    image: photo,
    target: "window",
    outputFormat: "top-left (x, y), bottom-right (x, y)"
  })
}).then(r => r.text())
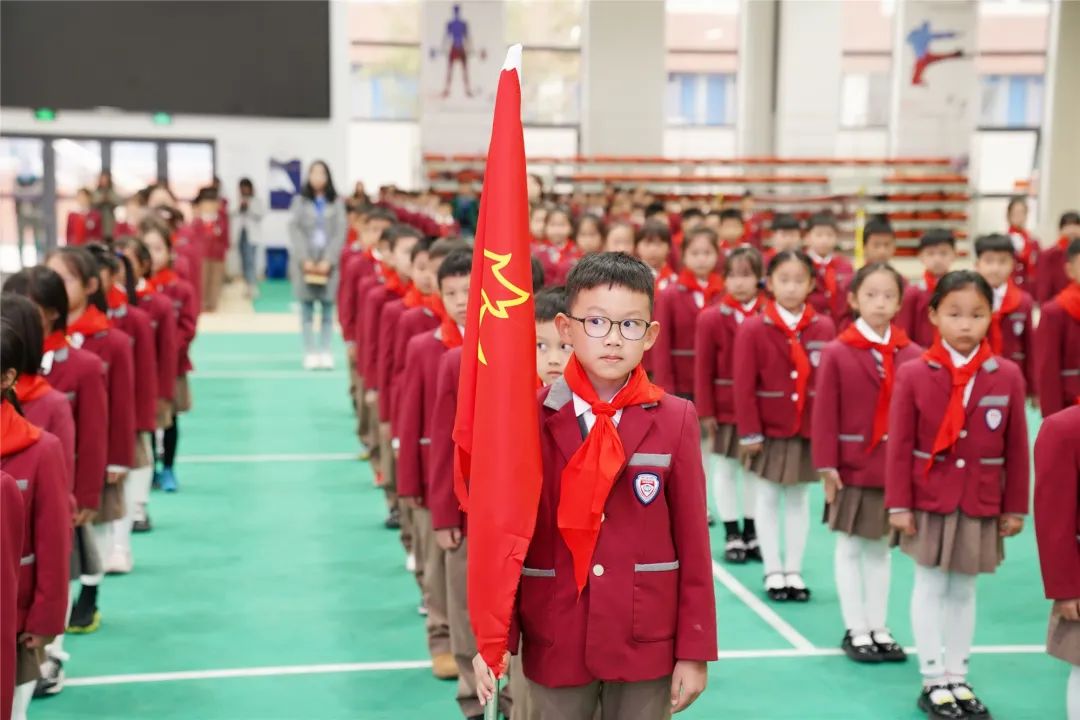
top-left (979, 74), bottom-right (1043, 127)
top-left (505, 0), bottom-right (582, 49)
top-left (666, 73), bottom-right (735, 126)
top-left (520, 49), bottom-right (580, 125)
top-left (351, 44), bottom-right (421, 121)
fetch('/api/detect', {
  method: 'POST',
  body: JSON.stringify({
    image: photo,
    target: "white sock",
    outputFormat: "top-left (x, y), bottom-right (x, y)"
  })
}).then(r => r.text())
top-left (11, 680), bottom-right (34, 720)
top-left (44, 584), bottom-right (76, 661)
top-left (742, 466), bottom-right (757, 520)
top-left (754, 477), bottom-right (783, 575)
top-left (80, 523), bottom-right (113, 585)
top-left (943, 572), bottom-right (977, 680)
top-left (782, 484), bottom-right (810, 574)
top-left (862, 536), bottom-right (892, 631)
top-left (715, 456), bottom-right (740, 523)
top-left (1068, 665), bottom-right (1080, 720)
top-left (113, 463), bottom-right (151, 557)
top-left (912, 565), bottom-right (949, 681)
top-left (132, 435), bottom-right (154, 505)
top-left (834, 533), bottom-right (867, 633)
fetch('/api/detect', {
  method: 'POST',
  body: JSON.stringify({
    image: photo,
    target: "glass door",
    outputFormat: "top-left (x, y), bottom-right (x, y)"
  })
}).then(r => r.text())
top-left (166, 142), bottom-right (215, 219)
top-left (53, 138), bottom-right (102, 245)
top-left (0, 137), bottom-right (46, 270)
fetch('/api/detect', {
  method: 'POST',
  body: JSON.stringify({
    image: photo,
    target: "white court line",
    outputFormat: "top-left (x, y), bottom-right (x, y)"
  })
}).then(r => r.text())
top-left (193, 371), bottom-right (346, 379)
top-left (63, 645), bottom-right (1047, 688)
top-left (712, 560), bottom-right (816, 651)
top-left (177, 452), bottom-right (358, 464)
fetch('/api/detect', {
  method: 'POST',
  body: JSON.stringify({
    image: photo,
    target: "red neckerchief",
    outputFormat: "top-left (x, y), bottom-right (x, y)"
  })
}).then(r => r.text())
top-left (106, 284), bottom-right (129, 310)
top-left (655, 264), bottom-right (674, 287)
top-left (135, 279), bottom-right (154, 300)
top-left (763, 301), bottom-right (817, 434)
top-left (922, 339), bottom-right (993, 472)
top-left (0, 401), bottom-right (42, 457)
top-left (42, 331), bottom-right (68, 353)
top-left (837, 323), bottom-right (911, 450)
top-left (383, 268), bottom-right (406, 296)
top-left (677, 268), bottom-right (724, 305)
top-left (552, 241), bottom-right (581, 266)
top-left (402, 286), bottom-right (425, 309)
top-left (988, 281), bottom-right (1023, 355)
top-left (1059, 235), bottom-right (1071, 253)
top-left (14, 374), bottom-right (52, 403)
top-left (1056, 283), bottom-right (1080, 322)
top-left (1009, 225), bottom-right (1035, 267)
top-left (923, 271), bottom-right (939, 294)
top-left (559, 355), bottom-right (664, 593)
top-left (149, 268), bottom-right (179, 292)
top-left (429, 295), bottom-right (463, 349)
top-left (68, 305), bottom-right (112, 338)
top-left (721, 292), bottom-right (765, 322)
top-left (813, 256), bottom-right (838, 298)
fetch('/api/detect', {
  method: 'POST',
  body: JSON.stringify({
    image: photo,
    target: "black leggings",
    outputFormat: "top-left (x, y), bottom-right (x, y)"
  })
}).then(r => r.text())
top-left (162, 413), bottom-right (179, 468)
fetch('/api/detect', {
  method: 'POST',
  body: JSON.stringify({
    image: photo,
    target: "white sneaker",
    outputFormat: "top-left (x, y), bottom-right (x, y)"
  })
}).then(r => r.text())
top-left (319, 352), bottom-right (335, 370)
top-left (303, 353), bottom-right (319, 370)
top-left (105, 548), bottom-right (133, 575)
top-left (405, 553), bottom-right (416, 573)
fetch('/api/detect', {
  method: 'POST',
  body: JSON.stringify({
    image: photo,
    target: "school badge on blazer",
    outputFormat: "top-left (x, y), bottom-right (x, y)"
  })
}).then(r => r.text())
top-left (634, 472), bottom-right (661, 505)
top-left (1013, 320), bottom-right (1024, 337)
top-left (810, 350), bottom-right (822, 368)
top-left (985, 408), bottom-right (1003, 431)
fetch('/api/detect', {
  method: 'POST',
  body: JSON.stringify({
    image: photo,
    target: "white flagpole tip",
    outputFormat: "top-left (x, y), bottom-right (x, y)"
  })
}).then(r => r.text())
top-left (502, 44), bottom-right (522, 76)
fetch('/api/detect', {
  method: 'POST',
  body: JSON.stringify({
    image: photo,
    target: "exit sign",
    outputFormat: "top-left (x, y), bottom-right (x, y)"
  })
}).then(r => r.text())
top-left (33, 108), bottom-right (56, 121)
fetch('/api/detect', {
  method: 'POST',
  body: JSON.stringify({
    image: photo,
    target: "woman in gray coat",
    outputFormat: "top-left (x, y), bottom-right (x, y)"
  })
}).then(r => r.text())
top-left (288, 160), bottom-right (347, 370)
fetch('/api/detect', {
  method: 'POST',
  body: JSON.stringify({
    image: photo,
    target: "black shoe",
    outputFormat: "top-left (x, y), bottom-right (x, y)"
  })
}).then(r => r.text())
top-left (384, 508), bottom-right (401, 530)
top-left (872, 630), bottom-right (907, 662)
top-left (743, 533), bottom-right (762, 562)
top-left (723, 533), bottom-right (747, 564)
top-left (67, 585), bottom-right (100, 634)
top-left (917, 686), bottom-right (965, 719)
top-left (764, 573), bottom-right (788, 602)
top-left (785, 574), bottom-right (811, 602)
top-left (707, 513), bottom-right (716, 527)
top-left (33, 656), bottom-right (64, 697)
top-left (948, 683), bottom-right (990, 717)
top-left (133, 515), bottom-right (152, 533)
top-left (841, 631), bottom-right (883, 663)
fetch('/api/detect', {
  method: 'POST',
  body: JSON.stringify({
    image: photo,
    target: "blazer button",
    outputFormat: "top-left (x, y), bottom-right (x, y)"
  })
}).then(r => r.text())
top-left (601, 513), bottom-right (606, 522)
top-left (592, 564), bottom-right (605, 577)
top-left (791, 393), bottom-right (799, 401)
top-left (959, 430), bottom-right (968, 439)
top-left (790, 370), bottom-right (798, 379)
top-left (955, 459), bottom-right (966, 469)
top-left (882, 434), bottom-right (888, 442)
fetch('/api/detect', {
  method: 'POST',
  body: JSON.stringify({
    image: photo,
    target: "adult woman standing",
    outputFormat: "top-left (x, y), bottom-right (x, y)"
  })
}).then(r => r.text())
top-left (91, 171), bottom-right (122, 241)
top-left (288, 161), bottom-right (347, 370)
top-left (230, 178), bottom-right (265, 299)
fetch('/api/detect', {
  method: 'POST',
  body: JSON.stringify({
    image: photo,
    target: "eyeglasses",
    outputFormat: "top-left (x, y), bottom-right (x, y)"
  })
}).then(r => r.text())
top-left (565, 314), bottom-right (651, 341)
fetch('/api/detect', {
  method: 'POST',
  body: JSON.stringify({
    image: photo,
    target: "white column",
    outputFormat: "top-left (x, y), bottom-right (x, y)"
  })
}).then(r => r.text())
top-left (773, 0), bottom-right (842, 157)
top-left (736, 0), bottom-right (778, 157)
top-left (581, 0), bottom-right (666, 156)
top-left (888, 0), bottom-right (978, 163)
top-left (1037, 0), bottom-right (1080, 243)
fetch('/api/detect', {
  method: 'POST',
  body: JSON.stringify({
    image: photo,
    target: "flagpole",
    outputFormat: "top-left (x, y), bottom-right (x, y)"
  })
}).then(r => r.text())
top-left (484, 672), bottom-right (504, 720)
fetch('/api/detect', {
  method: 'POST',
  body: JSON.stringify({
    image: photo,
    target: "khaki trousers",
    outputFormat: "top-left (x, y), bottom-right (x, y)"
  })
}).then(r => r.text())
top-left (415, 507), bottom-right (450, 656)
top-left (202, 259), bottom-right (225, 312)
top-left (524, 675), bottom-right (672, 720)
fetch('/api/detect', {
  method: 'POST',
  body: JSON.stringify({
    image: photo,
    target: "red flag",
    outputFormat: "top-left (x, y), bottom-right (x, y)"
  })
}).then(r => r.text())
top-left (452, 45), bottom-right (543, 677)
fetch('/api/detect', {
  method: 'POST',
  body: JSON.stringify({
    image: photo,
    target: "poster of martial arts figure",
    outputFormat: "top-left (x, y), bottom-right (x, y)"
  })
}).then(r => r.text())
top-left (420, 1), bottom-right (505, 154)
top-left (889, 0), bottom-right (977, 167)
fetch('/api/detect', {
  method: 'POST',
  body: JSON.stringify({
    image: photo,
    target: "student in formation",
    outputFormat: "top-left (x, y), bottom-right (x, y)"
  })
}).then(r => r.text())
top-left (575, 214), bottom-right (605, 256)
top-left (972, 234), bottom-right (1036, 390)
top-left (1005, 196), bottom-right (1039, 291)
top-left (636, 220), bottom-right (675, 290)
top-left (1, 318), bottom-right (72, 720)
top-left (147, 184), bottom-right (203, 315)
top-left (139, 219), bottom-right (198, 493)
top-left (602, 221), bottom-right (636, 256)
top-left (65, 188), bottom-right (102, 247)
top-left (762, 213), bottom-right (803, 267)
top-left (812, 263), bottom-right (919, 663)
top-left (118, 236), bottom-right (179, 530)
top-left (45, 247), bottom-right (135, 635)
top-left (804, 212), bottom-right (854, 325)
top-left (715, 209), bottom-right (745, 252)
top-left (899, 229), bottom-right (958, 348)
top-left (831, 217), bottom-right (900, 334)
top-left (695, 246), bottom-right (766, 563)
top-left (535, 207), bottom-right (581, 287)
top-left (396, 248), bottom-right (472, 683)
top-left (652, 227), bottom-right (723, 398)
top-left (1036, 211), bottom-right (1080, 304)
top-left (1036, 238), bottom-right (1080, 418)
top-left (670, 207), bottom-right (705, 269)
top-left (1, 267), bottom-right (107, 697)
top-left (1, 470), bottom-right (22, 720)
top-left (359, 225), bottom-right (422, 531)
top-left (474, 252), bottom-right (717, 719)
top-left (88, 245), bottom-right (158, 574)
top-left (1033, 404), bottom-right (1080, 720)
top-left (340, 207), bottom-right (395, 396)
top-left (734, 250), bottom-right (836, 602)
top-left (191, 187), bottom-right (228, 312)
top-left (886, 270), bottom-right (1029, 720)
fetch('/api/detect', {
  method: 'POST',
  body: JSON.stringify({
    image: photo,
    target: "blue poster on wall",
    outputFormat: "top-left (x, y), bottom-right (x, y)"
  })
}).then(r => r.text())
top-left (269, 159), bottom-right (301, 210)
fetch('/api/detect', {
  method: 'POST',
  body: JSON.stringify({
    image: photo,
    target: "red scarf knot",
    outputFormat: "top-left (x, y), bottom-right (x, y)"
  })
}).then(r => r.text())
top-left (837, 323), bottom-right (911, 450)
top-left (922, 339), bottom-right (993, 473)
top-left (763, 301), bottom-right (817, 434)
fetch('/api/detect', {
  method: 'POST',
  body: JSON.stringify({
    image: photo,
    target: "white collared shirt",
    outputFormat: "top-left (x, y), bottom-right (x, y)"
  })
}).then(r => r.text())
top-left (734, 298), bottom-right (757, 323)
top-left (855, 317), bottom-right (891, 345)
top-left (991, 283), bottom-right (1006, 312)
top-left (806, 250), bottom-right (831, 266)
top-left (775, 303), bottom-right (805, 330)
top-left (572, 392), bottom-right (624, 433)
top-left (942, 339), bottom-right (980, 406)
top-left (693, 279), bottom-right (707, 309)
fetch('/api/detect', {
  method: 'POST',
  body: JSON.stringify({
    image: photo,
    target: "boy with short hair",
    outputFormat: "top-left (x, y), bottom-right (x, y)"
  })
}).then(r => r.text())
top-left (635, 220), bottom-right (674, 290)
top-left (974, 233), bottom-right (1036, 389)
top-left (804, 212), bottom-right (854, 324)
top-left (1035, 238), bottom-right (1080, 417)
top-left (397, 248), bottom-right (472, 683)
top-left (1036, 211), bottom-right (1080, 304)
top-left (764, 213), bottom-right (803, 266)
top-left (863, 216), bottom-right (897, 265)
top-left (474, 252), bottom-right (717, 719)
top-left (717, 208), bottom-right (745, 250)
top-left (534, 287), bottom-right (572, 387)
top-left (898, 228), bottom-right (956, 347)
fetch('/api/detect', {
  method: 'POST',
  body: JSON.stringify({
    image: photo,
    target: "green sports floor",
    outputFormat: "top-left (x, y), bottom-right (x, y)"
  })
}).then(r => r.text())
top-left (32, 281), bottom-right (1068, 719)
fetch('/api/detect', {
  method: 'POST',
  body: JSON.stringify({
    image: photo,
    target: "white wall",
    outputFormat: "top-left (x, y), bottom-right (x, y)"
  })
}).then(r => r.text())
top-left (0, 2), bottom-right (351, 249)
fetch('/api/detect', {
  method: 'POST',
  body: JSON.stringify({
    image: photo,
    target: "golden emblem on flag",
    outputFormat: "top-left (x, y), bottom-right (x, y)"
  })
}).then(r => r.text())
top-left (477, 249), bottom-right (530, 366)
